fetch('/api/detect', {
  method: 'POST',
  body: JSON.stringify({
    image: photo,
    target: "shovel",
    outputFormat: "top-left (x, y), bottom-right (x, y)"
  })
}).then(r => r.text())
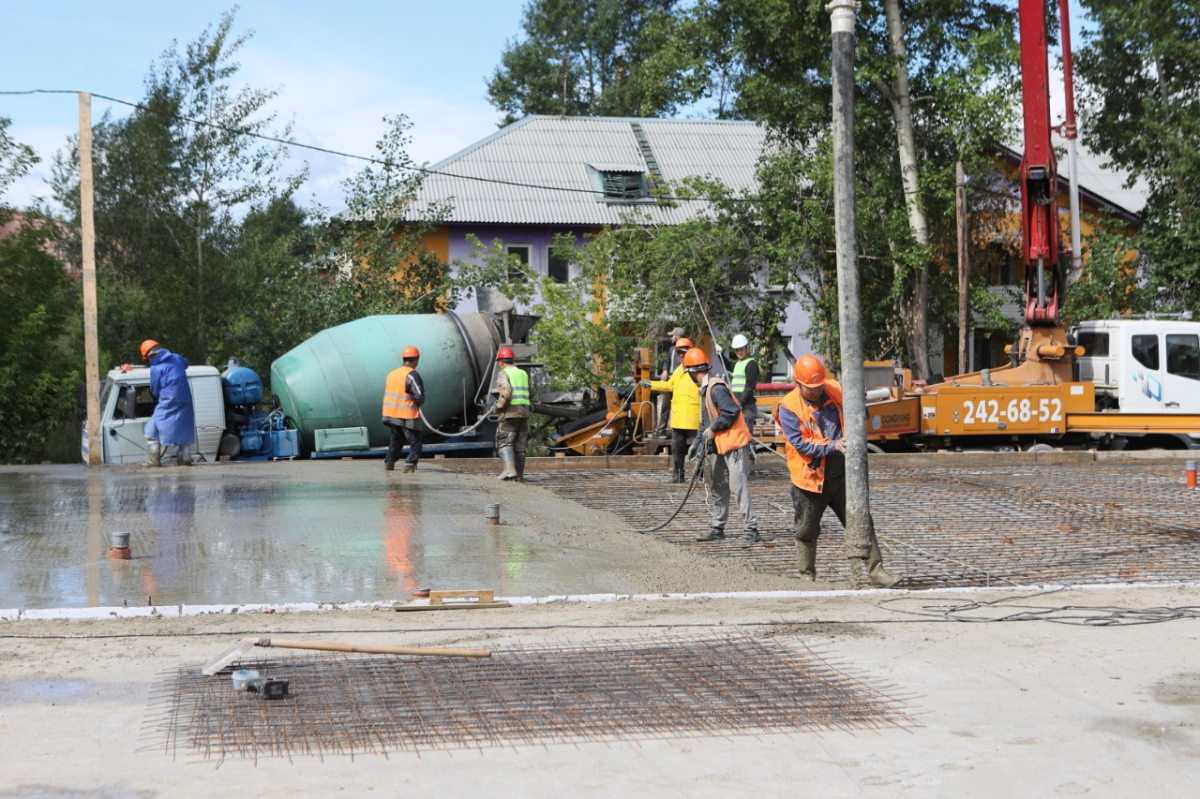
top-left (202, 636), bottom-right (491, 675)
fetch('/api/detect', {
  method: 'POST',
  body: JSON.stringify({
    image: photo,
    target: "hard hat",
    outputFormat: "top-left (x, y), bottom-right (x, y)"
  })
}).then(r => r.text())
top-left (496, 346), bottom-right (515, 361)
top-left (140, 339), bottom-right (160, 361)
top-left (731, 334), bottom-right (749, 350)
top-left (682, 348), bottom-right (711, 373)
top-left (794, 354), bottom-right (827, 388)
top-left (402, 345), bottom-right (420, 360)
top-left (674, 337), bottom-right (693, 351)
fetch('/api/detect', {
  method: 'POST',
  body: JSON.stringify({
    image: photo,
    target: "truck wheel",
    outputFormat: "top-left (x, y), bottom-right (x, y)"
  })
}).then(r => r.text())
top-left (1024, 443), bottom-right (1055, 453)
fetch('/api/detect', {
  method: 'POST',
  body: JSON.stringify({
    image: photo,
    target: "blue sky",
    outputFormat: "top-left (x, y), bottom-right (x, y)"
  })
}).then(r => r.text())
top-left (1, 1), bottom-right (530, 211)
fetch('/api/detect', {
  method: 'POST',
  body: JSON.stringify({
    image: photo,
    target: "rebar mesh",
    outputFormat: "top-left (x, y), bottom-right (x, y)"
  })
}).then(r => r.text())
top-left (534, 463), bottom-right (1200, 588)
top-left (144, 633), bottom-right (916, 761)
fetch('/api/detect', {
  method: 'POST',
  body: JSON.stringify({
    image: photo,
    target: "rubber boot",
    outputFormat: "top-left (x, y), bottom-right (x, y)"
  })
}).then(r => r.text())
top-left (497, 447), bottom-right (518, 481)
top-left (384, 461), bottom-right (395, 471)
top-left (865, 540), bottom-right (900, 588)
top-left (514, 453), bottom-right (525, 482)
top-left (177, 444), bottom-right (192, 466)
top-left (400, 461), bottom-right (416, 473)
top-left (796, 540), bottom-right (817, 582)
top-left (143, 441), bottom-right (162, 468)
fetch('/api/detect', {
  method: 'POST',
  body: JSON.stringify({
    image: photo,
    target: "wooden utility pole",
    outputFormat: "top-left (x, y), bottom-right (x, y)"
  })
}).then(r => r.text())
top-left (956, 161), bottom-right (969, 374)
top-left (80, 93), bottom-right (101, 465)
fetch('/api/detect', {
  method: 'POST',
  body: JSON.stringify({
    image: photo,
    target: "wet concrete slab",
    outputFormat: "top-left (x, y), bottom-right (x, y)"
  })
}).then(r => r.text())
top-left (0, 462), bottom-right (647, 610)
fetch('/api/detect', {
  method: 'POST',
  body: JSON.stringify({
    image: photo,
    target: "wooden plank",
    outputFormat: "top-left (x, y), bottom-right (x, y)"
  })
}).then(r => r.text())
top-left (393, 601), bottom-right (511, 612)
top-left (429, 589), bottom-right (493, 605)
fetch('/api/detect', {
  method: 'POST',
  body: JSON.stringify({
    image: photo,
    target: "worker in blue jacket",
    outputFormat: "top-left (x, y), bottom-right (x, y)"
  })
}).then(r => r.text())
top-left (140, 339), bottom-right (195, 467)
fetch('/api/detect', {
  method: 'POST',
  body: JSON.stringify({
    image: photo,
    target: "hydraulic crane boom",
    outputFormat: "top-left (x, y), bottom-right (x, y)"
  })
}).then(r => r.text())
top-left (1019, 0), bottom-right (1064, 327)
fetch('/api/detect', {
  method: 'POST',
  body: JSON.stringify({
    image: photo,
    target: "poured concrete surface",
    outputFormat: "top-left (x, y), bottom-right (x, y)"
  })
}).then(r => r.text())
top-left (1, 588), bottom-right (1198, 796)
top-left (0, 462), bottom-right (801, 611)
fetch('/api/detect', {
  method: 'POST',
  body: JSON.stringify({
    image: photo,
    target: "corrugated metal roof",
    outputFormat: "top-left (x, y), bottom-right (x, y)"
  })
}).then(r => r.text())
top-left (408, 116), bottom-right (770, 226)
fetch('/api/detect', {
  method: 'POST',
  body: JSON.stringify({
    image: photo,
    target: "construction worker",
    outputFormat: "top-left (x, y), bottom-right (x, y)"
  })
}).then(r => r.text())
top-left (654, 326), bottom-right (686, 436)
top-left (728, 334), bottom-right (760, 433)
top-left (775, 355), bottom-right (900, 588)
top-left (140, 339), bottom-right (194, 467)
top-left (683, 348), bottom-right (760, 546)
top-left (494, 347), bottom-right (529, 481)
top-left (645, 337), bottom-right (700, 483)
top-left (382, 345), bottom-right (425, 473)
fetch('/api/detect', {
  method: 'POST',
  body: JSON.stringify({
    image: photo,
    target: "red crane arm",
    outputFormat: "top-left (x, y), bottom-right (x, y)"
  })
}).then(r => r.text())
top-left (1019, 0), bottom-right (1064, 326)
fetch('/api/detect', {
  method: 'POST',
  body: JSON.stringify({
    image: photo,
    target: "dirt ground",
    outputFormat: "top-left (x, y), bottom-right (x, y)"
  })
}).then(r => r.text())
top-left (2, 584), bottom-right (1200, 797)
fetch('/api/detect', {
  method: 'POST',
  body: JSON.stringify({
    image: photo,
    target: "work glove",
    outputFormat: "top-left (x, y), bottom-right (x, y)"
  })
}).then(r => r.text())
top-left (639, 380), bottom-right (653, 388)
top-left (703, 428), bottom-right (715, 442)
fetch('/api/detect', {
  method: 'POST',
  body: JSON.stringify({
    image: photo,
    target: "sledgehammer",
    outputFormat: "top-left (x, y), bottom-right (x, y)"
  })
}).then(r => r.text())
top-left (202, 636), bottom-right (491, 675)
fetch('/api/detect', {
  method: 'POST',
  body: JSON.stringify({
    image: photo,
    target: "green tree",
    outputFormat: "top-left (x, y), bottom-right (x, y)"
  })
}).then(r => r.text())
top-left (487, 0), bottom-right (704, 124)
top-left (52, 9), bottom-right (303, 366)
top-left (0, 118), bottom-right (82, 463)
top-left (688, 0), bottom-right (1019, 377)
top-left (1076, 0), bottom-right (1200, 312)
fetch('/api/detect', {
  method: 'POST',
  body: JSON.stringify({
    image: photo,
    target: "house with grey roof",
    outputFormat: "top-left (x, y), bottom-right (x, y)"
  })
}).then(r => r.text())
top-left (409, 116), bottom-right (769, 286)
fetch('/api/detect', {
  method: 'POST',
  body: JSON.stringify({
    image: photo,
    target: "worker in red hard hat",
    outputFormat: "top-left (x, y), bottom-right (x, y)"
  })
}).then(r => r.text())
top-left (382, 345), bottom-right (425, 473)
top-left (493, 346), bottom-right (530, 481)
top-left (645, 337), bottom-right (701, 483)
top-left (140, 339), bottom-right (195, 467)
top-left (774, 354), bottom-right (900, 588)
top-left (683, 348), bottom-right (760, 546)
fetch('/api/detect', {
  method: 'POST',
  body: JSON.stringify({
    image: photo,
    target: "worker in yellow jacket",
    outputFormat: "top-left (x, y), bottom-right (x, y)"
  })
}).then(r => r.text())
top-left (645, 338), bottom-right (701, 483)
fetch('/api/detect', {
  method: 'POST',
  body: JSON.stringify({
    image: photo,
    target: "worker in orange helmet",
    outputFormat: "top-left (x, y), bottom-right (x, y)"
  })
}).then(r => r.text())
top-left (493, 346), bottom-right (530, 481)
top-left (683, 347), bottom-right (760, 546)
top-left (381, 345), bottom-right (425, 473)
top-left (644, 337), bottom-right (701, 483)
top-left (140, 339), bottom-right (194, 467)
top-left (774, 354), bottom-right (900, 588)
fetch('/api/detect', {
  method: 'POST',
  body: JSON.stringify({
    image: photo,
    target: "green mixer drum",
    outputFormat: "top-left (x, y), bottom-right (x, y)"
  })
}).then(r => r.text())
top-left (270, 313), bottom-right (495, 451)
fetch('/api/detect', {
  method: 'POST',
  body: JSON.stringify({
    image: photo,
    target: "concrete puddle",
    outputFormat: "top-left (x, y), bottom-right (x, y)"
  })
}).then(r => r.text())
top-left (0, 464), bottom-right (635, 609)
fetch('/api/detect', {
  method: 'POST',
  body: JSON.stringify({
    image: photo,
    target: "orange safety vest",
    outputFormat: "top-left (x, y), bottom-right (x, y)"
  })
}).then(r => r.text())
top-left (775, 380), bottom-right (844, 493)
top-left (702, 377), bottom-right (752, 454)
top-left (382, 365), bottom-right (419, 420)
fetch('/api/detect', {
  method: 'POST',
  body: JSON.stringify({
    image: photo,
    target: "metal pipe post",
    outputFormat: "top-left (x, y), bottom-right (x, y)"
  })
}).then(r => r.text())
top-left (827, 0), bottom-right (872, 548)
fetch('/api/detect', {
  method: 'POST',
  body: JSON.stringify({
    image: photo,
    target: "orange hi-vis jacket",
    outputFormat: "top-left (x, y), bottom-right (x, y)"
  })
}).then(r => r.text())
top-left (702, 376), bottom-right (752, 454)
top-left (382, 366), bottom-right (420, 420)
top-left (775, 380), bottom-right (844, 493)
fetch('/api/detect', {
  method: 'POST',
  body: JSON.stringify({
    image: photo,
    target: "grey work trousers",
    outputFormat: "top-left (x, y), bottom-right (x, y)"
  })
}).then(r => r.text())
top-left (496, 416), bottom-right (529, 455)
top-left (708, 444), bottom-right (758, 533)
top-left (790, 467), bottom-right (879, 559)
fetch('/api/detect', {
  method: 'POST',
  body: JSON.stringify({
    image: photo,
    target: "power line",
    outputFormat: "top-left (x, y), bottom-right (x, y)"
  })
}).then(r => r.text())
top-left (1, 88), bottom-right (935, 205)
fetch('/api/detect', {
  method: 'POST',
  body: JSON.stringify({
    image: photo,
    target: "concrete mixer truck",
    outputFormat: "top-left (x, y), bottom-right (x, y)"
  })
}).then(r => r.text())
top-left (83, 298), bottom-right (544, 464)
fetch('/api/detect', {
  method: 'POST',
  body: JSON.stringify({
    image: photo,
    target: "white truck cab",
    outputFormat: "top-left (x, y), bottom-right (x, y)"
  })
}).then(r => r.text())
top-left (1075, 319), bottom-right (1200, 414)
top-left (82, 364), bottom-right (226, 464)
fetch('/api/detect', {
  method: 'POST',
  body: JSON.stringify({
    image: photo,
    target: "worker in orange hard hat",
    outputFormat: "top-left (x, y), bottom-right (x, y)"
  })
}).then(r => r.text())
top-left (644, 337), bottom-right (701, 483)
top-left (683, 347), bottom-right (760, 544)
top-left (140, 339), bottom-right (195, 467)
top-left (653, 326), bottom-right (687, 436)
top-left (774, 354), bottom-right (900, 588)
top-left (493, 346), bottom-right (530, 481)
top-left (382, 345), bottom-right (425, 473)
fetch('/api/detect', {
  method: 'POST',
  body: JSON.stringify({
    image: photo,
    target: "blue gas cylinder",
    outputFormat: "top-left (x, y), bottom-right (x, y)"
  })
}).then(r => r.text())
top-left (222, 362), bottom-right (264, 406)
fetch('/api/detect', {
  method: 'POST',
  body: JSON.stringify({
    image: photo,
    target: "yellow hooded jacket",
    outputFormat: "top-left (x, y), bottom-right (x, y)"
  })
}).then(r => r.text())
top-left (649, 365), bottom-right (700, 431)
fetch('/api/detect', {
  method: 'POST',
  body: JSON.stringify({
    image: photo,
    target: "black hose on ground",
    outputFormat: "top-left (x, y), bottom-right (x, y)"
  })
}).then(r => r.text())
top-left (631, 445), bottom-right (707, 534)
